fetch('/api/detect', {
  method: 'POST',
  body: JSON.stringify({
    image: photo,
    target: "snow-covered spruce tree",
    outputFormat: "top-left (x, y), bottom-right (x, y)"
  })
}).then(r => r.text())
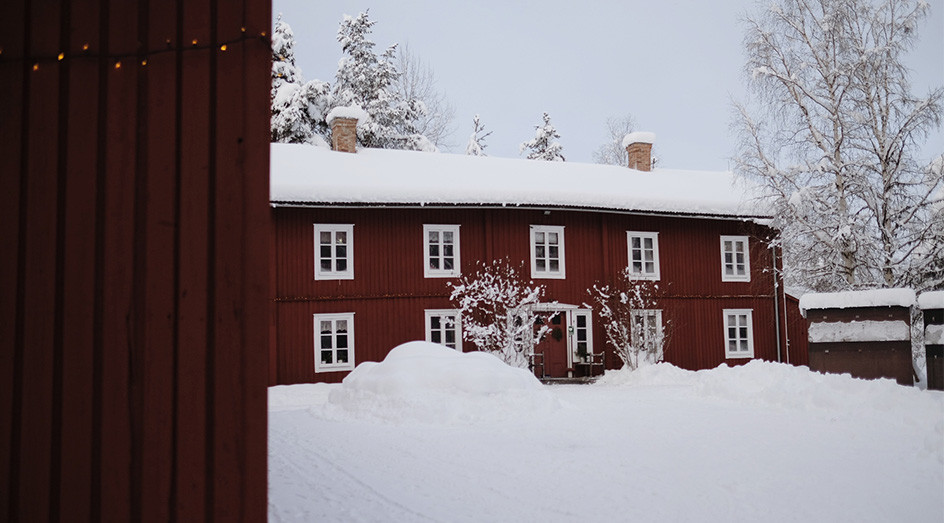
top-left (593, 114), bottom-right (637, 166)
top-left (332, 11), bottom-right (433, 151)
top-left (448, 259), bottom-right (551, 369)
top-left (586, 270), bottom-right (668, 371)
top-left (520, 112), bottom-right (565, 161)
top-left (465, 114), bottom-right (491, 156)
top-left (734, 0), bottom-right (943, 292)
top-left (270, 14), bottom-right (332, 145)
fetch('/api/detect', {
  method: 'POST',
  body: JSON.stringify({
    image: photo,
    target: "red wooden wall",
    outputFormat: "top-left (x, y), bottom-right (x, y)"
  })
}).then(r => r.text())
top-left (0, 1), bottom-right (270, 520)
top-left (272, 206), bottom-right (791, 384)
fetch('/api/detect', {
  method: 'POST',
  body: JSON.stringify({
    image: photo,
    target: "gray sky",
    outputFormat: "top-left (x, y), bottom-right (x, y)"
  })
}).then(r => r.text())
top-left (273, 0), bottom-right (943, 171)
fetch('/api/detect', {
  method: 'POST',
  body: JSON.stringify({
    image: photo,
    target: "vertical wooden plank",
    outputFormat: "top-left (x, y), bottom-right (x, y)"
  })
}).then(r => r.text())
top-left (176, 0), bottom-right (211, 518)
top-left (16, 2), bottom-right (62, 520)
top-left (0, 0), bottom-right (26, 518)
top-left (138, 1), bottom-right (177, 520)
top-left (57, 1), bottom-right (101, 520)
top-left (234, 1), bottom-right (271, 518)
top-left (98, 1), bottom-right (138, 519)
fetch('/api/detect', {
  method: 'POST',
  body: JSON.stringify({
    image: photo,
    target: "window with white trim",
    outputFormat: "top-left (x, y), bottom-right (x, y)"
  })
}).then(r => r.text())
top-left (314, 313), bottom-right (355, 372)
top-left (314, 224), bottom-right (354, 280)
top-left (723, 309), bottom-right (754, 359)
top-left (627, 231), bottom-right (660, 280)
top-left (530, 225), bottom-right (565, 279)
top-left (720, 235), bottom-right (750, 282)
top-left (631, 309), bottom-right (664, 359)
top-left (425, 309), bottom-right (462, 351)
top-left (423, 225), bottom-right (461, 278)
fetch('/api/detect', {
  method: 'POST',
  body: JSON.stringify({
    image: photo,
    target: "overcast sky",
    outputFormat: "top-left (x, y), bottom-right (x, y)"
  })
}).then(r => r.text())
top-left (272, 0), bottom-right (943, 171)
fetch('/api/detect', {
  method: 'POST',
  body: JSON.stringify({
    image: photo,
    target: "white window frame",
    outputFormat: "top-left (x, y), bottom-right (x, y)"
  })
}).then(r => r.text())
top-left (720, 235), bottom-right (750, 282)
top-left (630, 309), bottom-right (664, 357)
top-left (424, 309), bottom-right (462, 351)
top-left (423, 224), bottom-right (461, 278)
top-left (626, 231), bottom-right (661, 280)
top-left (530, 225), bottom-right (566, 279)
top-left (723, 309), bottom-right (754, 359)
top-left (314, 312), bottom-right (355, 372)
top-left (314, 224), bottom-right (354, 280)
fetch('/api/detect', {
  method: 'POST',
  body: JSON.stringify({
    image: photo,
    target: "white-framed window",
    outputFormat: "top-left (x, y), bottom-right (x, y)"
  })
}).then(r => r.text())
top-left (314, 313), bottom-right (355, 372)
top-left (314, 224), bottom-right (354, 280)
top-left (530, 225), bottom-right (565, 279)
top-left (572, 310), bottom-right (593, 363)
top-left (723, 309), bottom-right (754, 359)
top-left (720, 235), bottom-right (750, 282)
top-left (423, 225), bottom-right (461, 278)
top-left (425, 309), bottom-right (462, 351)
top-left (627, 231), bottom-right (660, 280)
top-left (631, 309), bottom-right (664, 359)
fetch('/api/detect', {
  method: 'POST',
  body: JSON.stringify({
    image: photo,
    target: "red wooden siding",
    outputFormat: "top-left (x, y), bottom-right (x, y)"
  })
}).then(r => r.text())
top-left (0, 1), bottom-right (270, 520)
top-left (272, 206), bottom-right (791, 384)
top-left (783, 294), bottom-right (810, 366)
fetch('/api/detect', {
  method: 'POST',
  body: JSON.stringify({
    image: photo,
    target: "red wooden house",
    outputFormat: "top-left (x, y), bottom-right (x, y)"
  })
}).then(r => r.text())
top-left (269, 118), bottom-right (796, 384)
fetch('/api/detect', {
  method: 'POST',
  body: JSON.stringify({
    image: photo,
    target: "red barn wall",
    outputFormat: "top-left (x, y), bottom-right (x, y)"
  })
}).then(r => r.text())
top-left (0, 1), bottom-right (270, 520)
top-left (273, 206), bottom-right (789, 384)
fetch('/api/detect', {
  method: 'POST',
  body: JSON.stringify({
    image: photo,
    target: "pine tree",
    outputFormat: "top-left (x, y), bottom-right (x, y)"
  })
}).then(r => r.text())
top-left (332, 11), bottom-right (431, 151)
top-left (465, 114), bottom-right (491, 156)
top-left (520, 112), bottom-right (565, 161)
top-left (270, 15), bottom-right (332, 145)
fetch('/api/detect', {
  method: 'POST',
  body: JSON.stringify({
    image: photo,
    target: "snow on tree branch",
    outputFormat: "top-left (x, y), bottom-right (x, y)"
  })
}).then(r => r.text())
top-left (448, 259), bottom-right (552, 369)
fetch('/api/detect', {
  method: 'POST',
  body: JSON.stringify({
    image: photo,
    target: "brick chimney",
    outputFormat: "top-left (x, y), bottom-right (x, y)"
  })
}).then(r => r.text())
top-left (622, 132), bottom-right (655, 172)
top-left (326, 105), bottom-right (367, 153)
top-left (330, 117), bottom-right (358, 153)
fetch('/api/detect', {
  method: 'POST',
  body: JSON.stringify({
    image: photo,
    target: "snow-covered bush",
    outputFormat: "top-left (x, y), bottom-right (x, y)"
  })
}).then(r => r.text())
top-left (587, 270), bottom-right (669, 370)
top-left (448, 259), bottom-right (551, 369)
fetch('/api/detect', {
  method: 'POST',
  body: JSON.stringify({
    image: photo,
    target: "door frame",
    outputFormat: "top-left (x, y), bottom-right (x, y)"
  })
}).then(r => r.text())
top-left (531, 303), bottom-right (593, 377)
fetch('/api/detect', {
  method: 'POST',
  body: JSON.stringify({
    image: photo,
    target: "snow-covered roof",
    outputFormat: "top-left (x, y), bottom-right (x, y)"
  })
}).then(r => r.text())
top-left (918, 291), bottom-right (944, 310)
top-left (270, 144), bottom-right (770, 219)
top-left (799, 288), bottom-right (916, 312)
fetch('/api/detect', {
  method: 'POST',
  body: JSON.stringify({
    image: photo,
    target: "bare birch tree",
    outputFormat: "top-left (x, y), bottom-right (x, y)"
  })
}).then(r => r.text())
top-left (396, 43), bottom-right (457, 150)
top-left (593, 114), bottom-right (637, 166)
top-left (734, 0), bottom-right (943, 292)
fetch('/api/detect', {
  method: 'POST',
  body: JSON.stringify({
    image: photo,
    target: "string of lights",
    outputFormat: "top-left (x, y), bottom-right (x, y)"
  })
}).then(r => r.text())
top-left (0, 28), bottom-right (270, 71)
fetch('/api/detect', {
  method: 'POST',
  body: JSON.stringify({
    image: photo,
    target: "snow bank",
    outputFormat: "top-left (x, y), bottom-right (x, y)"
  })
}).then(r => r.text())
top-left (597, 360), bottom-right (937, 417)
top-left (621, 131), bottom-right (656, 147)
top-left (799, 288), bottom-right (916, 312)
top-left (918, 291), bottom-right (944, 310)
top-left (927, 324), bottom-right (944, 346)
top-left (808, 320), bottom-right (911, 343)
top-left (326, 341), bottom-right (556, 424)
top-left (270, 143), bottom-right (768, 219)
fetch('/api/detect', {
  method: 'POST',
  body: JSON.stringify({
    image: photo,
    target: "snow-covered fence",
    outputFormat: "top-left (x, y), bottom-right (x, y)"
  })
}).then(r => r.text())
top-left (800, 289), bottom-right (916, 385)
top-left (919, 291), bottom-right (944, 391)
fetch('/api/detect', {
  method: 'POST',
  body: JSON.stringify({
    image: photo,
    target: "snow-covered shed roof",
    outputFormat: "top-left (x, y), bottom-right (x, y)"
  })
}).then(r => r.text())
top-left (918, 291), bottom-right (944, 310)
top-left (270, 143), bottom-right (770, 219)
top-left (799, 288), bottom-right (916, 313)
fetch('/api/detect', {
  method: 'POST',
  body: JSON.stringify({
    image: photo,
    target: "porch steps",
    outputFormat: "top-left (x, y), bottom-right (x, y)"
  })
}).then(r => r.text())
top-left (539, 376), bottom-right (599, 385)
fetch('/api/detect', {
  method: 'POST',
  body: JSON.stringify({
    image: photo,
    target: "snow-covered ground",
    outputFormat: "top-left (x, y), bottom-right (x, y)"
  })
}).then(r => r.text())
top-left (269, 342), bottom-right (944, 522)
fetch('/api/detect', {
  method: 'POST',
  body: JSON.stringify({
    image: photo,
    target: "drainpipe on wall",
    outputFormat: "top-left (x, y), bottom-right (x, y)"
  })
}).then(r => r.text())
top-left (771, 243), bottom-right (782, 363)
